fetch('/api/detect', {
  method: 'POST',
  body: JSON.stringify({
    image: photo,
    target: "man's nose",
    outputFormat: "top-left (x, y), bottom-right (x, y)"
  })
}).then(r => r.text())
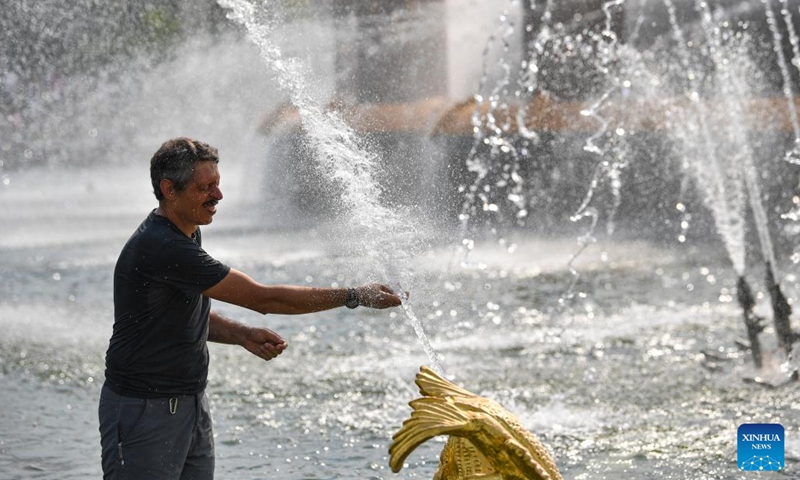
top-left (211, 185), bottom-right (223, 200)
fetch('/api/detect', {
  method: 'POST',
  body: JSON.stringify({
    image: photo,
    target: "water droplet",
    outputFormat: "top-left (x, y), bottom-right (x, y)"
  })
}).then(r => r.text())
top-left (785, 141), bottom-right (800, 165)
top-left (52, 272), bottom-right (61, 281)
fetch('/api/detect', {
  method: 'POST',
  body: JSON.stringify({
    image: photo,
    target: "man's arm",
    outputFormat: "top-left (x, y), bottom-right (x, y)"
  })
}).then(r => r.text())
top-left (208, 310), bottom-right (287, 361)
top-left (203, 268), bottom-right (402, 315)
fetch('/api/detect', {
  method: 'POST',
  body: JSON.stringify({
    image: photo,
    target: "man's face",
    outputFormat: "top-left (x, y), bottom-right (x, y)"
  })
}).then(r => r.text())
top-left (171, 161), bottom-right (223, 229)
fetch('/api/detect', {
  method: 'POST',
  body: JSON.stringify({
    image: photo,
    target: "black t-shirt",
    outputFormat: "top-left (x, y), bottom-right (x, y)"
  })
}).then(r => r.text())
top-left (104, 211), bottom-right (231, 398)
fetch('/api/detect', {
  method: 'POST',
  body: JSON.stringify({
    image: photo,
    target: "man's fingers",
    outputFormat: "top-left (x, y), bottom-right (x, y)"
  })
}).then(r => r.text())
top-left (353, 283), bottom-right (409, 308)
top-left (386, 293), bottom-right (402, 307)
top-left (377, 284), bottom-right (408, 302)
top-left (358, 282), bottom-right (404, 309)
top-left (246, 328), bottom-right (288, 361)
top-left (263, 341), bottom-right (286, 353)
top-left (258, 342), bottom-right (285, 360)
top-left (262, 328), bottom-right (285, 345)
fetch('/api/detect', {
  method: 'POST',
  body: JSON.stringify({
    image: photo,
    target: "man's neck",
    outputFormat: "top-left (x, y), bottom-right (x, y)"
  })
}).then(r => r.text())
top-left (155, 206), bottom-right (197, 238)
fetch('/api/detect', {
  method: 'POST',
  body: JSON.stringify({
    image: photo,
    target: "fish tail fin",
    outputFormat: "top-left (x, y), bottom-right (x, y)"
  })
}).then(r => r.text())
top-left (416, 365), bottom-right (476, 399)
top-left (389, 396), bottom-right (470, 473)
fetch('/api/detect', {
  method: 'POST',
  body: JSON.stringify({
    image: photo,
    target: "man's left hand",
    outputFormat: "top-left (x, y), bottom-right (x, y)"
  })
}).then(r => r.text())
top-left (242, 327), bottom-right (287, 361)
top-left (355, 283), bottom-right (406, 309)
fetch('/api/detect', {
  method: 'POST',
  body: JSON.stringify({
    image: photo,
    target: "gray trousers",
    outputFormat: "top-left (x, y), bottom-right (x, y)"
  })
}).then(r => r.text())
top-left (99, 383), bottom-right (215, 480)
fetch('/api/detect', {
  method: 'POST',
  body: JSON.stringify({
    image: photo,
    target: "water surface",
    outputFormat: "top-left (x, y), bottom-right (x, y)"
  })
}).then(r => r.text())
top-left (1, 164), bottom-right (798, 479)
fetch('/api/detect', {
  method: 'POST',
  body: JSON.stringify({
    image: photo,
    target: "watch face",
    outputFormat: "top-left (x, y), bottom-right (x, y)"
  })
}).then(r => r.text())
top-left (346, 288), bottom-right (359, 308)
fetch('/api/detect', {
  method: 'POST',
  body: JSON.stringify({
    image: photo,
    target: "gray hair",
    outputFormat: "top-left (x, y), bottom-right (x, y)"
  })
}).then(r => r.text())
top-left (150, 137), bottom-right (219, 201)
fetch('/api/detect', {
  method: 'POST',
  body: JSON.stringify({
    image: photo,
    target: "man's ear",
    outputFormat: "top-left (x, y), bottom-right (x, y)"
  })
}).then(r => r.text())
top-left (160, 179), bottom-right (176, 199)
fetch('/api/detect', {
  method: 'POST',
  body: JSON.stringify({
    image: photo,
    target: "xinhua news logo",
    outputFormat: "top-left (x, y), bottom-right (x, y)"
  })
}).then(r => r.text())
top-left (738, 423), bottom-right (784, 472)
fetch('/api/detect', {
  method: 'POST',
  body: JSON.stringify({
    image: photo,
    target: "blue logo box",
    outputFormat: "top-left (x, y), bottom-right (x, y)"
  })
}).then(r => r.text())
top-left (738, 423), bottom-right (784, 471)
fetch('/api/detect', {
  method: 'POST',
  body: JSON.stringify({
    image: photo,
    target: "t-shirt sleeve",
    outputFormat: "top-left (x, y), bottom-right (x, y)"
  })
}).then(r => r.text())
top-left (156, 238), bottom-right (231, 297)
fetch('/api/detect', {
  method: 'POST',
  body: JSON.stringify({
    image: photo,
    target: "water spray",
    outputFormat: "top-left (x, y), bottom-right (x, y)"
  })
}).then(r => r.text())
top-left (762, 0), bottom-right (800, 164)
top-left (765, 263), bottom-right (794, 356)
top-left (759, 0), bottom-right (797, 362)
top-left (219, 0), bottom-right (446, 374)
top-left (743, 165), bottom-right (794, 362)
top-left (736, 275), bottom-right (764, 368)
top-left (694, 0), bottom-right (796, 372)
top-left (385, 266), bottom-right (446, 375)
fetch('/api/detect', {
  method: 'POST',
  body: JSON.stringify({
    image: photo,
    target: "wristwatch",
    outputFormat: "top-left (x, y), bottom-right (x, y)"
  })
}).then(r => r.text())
top-left (345, 288), bottom-right (360, 309)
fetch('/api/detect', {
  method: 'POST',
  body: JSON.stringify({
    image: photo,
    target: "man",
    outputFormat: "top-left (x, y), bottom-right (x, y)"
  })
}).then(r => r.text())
top-left (99, 137), bottom-right (403, 479)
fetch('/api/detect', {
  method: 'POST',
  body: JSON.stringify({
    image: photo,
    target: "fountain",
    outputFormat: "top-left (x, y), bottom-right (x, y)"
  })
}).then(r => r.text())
top-left (2, 0), bottom-right (800, 478)
top-left (252, 0), bottom-right (799, 373)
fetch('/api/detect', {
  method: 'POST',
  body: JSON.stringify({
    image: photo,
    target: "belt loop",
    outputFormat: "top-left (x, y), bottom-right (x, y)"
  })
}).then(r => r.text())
top-left (169, 397), bottom-right (179, 415)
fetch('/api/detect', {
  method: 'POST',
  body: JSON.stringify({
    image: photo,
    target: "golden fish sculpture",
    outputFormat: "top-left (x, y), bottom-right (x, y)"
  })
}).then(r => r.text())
top-left (389, 366), bottom-right (564, 480)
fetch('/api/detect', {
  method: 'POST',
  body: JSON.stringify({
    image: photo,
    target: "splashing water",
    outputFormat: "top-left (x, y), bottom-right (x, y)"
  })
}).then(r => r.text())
top-left (456, 1), bottom-right (536, 262)
top-left (218, 0), bottom-right (444, 373)
top-left (695, 0), bottom-right (780, 274)
top-left (763, 0), bottom-right (800, 164)
top-left (661, 0), bottom-right (748, 275)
